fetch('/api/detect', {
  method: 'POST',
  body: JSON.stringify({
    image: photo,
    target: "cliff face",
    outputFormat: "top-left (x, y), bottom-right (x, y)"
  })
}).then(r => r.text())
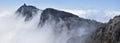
top-left (104, 15), bottom-right (120, 43)
top-left (15, 4), bottom-right (120, 43)
top-left (39, 8), bottom-right (103, 43)
top-left (90, 15), bottom-right (120, 43)
top-left (39, 8), bottom-right (102, 33)
top-left (16, 4), bottom-right (39, 21)
top-left (39, 8), bottom-right (82, 28)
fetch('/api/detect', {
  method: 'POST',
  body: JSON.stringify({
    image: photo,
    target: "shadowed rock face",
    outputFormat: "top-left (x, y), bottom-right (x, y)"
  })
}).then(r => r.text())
top-left (89, 15), bottom-right (120, 43)
top-left (103, 15), bottom-right (120, 43)
top-left (39, 8), bottom-right (81, 27)
top-left (38, 8), bottom-right (103, 43)
top-left (16, 4), bottom-right (39, 21)
top-left (15, 4), bottom-right (120, 43)
top-left (39, 8), bottom-right (102, 30)
top-left (38, 8), bottom-right (104, 41)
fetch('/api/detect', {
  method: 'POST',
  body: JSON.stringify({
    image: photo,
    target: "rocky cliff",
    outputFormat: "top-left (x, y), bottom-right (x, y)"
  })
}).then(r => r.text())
top-left (15, 4), bottom-right (120, 43)
top-left (16, 4), bottom-right (39, 21)
top-left (90, 15), bottom-right (120, 43)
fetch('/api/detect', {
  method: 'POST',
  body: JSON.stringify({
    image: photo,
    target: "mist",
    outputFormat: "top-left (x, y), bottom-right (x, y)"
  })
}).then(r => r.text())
top-left (0, 8), bottom-right (119, 43)
top-left (0, 10), bottom-right (52, 43)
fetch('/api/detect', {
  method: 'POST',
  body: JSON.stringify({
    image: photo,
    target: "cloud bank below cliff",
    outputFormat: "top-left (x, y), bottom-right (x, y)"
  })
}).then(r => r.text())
top-left (61, 9), bottom-right (120, 23)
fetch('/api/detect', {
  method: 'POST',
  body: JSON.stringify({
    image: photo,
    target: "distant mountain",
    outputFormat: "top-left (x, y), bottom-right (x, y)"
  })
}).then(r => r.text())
top-left (15, 4), bottom-right (120, 43)
top-left (39, 7), bottom-right (102, 31)
top-left (16, 4), bottom-right (39, 21)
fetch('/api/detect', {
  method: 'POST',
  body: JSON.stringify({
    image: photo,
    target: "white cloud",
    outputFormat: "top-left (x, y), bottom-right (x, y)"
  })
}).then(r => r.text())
top-left (1, 8), bottom-right (120, 23)
top-left (60, 9), bottom-right (120, 23)
top-left (0, 8), bottom-right (15, 17)
top-left (0, 7), bottom-right (120, 43)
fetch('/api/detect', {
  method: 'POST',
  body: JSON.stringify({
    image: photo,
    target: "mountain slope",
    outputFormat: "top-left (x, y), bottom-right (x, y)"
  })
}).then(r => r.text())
top-left (16, 4), bottom-right (39, 21)
top-left (38, 8), bottom-right (104, 43)
top-left (15, 4), bottom-right (120, 43)
top-left (39, 8), bottom-right (103, 30)
top-left (90, 15), bottom-right (120, 43)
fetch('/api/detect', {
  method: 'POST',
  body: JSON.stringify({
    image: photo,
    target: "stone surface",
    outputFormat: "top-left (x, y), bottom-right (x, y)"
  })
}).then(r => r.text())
top-left (16, 4), bottom-right (39, 21)
top-left (15, 4), bottom-right (120, 43)
top-left (90, 15), bottom-right (120, 43)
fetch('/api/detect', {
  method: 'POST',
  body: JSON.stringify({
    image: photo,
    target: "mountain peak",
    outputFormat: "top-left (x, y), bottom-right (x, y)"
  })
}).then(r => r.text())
top-left (39, 8), bottom-right (81, 26)
top-left (39, 8), bottom-right (102, 30)
top-left (16, 4), bottom-right (39, 21)
top-left (43, 8), bottom-right (80, 19)
top-left (23, 3), bottom-right (27, 6)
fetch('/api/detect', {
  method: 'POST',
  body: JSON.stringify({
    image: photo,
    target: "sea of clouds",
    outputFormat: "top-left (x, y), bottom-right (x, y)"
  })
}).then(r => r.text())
top-left (0, 8), bottom-right (120, 43)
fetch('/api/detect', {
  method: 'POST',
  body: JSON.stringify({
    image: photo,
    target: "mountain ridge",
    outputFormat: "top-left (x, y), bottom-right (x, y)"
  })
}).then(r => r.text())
top-left (16, 4), bottom-right (39, 21)
top-left (15, 4), bottom-right (120, 43)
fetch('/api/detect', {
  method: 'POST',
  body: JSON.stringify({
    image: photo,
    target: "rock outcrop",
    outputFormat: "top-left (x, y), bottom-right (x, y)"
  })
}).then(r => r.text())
top-left (103, 15), bottom-right (120, 43)
top-left (90, 15), bottom-right (120, 43)
top-left (39, 8), bottom-right (102, 30)
top-left (15, 4), bottom-right (120, 43)
top-left (16, 4), bottom-right (39, 21)
top-left (39, 8), bottom-right (103, 43)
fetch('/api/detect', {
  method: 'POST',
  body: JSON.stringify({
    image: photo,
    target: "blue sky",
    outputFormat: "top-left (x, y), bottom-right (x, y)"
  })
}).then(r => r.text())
top-left (0, 0), bottom-right (120, 10)
top-left (0, 0), bottom-right (120, 23)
